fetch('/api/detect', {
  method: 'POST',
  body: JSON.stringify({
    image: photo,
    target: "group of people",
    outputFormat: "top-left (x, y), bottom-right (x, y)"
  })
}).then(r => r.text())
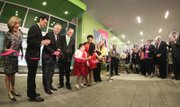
top-left (1, 15), bottom-right (108, 102)
top-left (126, 32), bottom-right (180, 79)
top-left (2, 15), bottom-right (180, 103)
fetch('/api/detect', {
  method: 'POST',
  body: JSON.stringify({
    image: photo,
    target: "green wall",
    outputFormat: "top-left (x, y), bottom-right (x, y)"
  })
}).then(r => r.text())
top-left (77, 12), bottom-right (124, 48)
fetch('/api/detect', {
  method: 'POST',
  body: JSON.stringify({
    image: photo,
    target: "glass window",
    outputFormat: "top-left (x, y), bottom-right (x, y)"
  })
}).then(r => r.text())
top-left (24, 9), bottom-right (49, 32)
top-left (49, 17), bottom-right (67, 36)
top-left (48, 28), bottom-right (53, 32)
top-left (0, 3), bottom-right (27, 26)
top-left (0, 1), bottom-right (4, 12)
top-left (68, 23), bottom-right (76, 38)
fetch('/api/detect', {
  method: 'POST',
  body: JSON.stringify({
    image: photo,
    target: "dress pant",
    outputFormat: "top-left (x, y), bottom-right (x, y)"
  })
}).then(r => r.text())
top-left (145, 59), bottom-right (154, 75)
top-left (140, 60), bottom-right (145, 75)
top-left (58, 61), bottom-right (71, 86)
top-left (158, 58), bottom-right (167, 78)
top-left (173, 57), bottom-right (180, 78)
top-left (42, 57), bottom-right (55, 91)
top-left (26, 59), bottom-right (39, 98)
top-left (110, 57), bottom-right (119, 75)
top-left (93, 62), bottom-right (102, 82)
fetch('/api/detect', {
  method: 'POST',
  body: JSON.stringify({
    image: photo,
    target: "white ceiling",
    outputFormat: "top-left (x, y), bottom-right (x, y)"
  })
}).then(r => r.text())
top-left (82, 0), bottom-right (180, 45)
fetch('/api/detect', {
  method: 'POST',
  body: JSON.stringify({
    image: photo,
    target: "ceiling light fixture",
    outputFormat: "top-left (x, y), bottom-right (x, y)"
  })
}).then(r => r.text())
top-left (122, 34), bottom-right (125, 39)
top-left (64, 11), bottom-right (69, 15)
top-left (159, 28), bottom-right (162, 33)
top-left (42, 2), bottom-right (47, 6)
top-left (137, 16), bottom-right (141, 23)
top-left (140, 31), bottom-right (143, 36)
top-left (164, 10), bottom-right (169, 19)
top-left (141, 39), bottom-right (144, 42)
top-left (127, 41), bottom-right (130, 44)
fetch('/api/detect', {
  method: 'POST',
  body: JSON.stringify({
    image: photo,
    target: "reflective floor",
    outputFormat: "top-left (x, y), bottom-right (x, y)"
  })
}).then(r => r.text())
top-left (0, 71), bottom-right (180, 107)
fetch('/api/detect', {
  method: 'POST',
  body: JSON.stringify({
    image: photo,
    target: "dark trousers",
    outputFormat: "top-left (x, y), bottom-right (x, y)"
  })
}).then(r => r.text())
top-left (26, 59), bottom-right (39, 98)
top-left (173, 57), bottom-right (180, 78)
top-left (145, 59), bottom-right (154, 75)
top-left (110, 57), bottom-right (119, 75)
top-left (140, 60), bottom-right (145, 75)
top-left (58, 61), bottom-right (71, 86)
top-left (158, 58), bottom-right (167, 78)
top-left (42, 57), bottom-right (55, 91)
top-left (93, 62), bottom-right (102, 82)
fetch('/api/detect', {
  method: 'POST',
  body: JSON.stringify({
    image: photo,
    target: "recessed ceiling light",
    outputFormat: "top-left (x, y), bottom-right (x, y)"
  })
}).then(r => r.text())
top-left (112, 37), bottom-right (116, 40)
top-left (127, 41), bottom-right (130, 44)
top-left (137, 16), bottom-right (141, 24)
top-left (140, 31), bottom-right (143, 36)
top-left (164, 10), bottom-right (169, 19)
top-left (122, 34), bottom-right (125, 39)
top-left (159, 28), bottom-right (162, 33)
top-left (141, 39), bottom-right (144, 42)
top-left (64, 11), bottom-right (69, 15)
top-left (42, 2), bottom-right (47, 6)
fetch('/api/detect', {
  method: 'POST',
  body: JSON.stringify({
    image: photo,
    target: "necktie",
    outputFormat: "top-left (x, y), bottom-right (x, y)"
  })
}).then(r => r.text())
top-left (55, 35), bottom-right (57, 41)
top-left (66, 37), bottom-right (70, 45)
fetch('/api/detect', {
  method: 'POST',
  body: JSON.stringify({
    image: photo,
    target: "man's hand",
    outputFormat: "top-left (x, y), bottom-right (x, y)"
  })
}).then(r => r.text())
top-left (157, 54), bottom-right (161, 58)
top-left (53, 51), bottom-right (60, 56)
top-left (41, 39), bottom-right (51, 46)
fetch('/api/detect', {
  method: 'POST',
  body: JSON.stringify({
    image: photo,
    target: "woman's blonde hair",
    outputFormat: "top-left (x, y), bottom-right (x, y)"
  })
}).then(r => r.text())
top-left (7, 16), bottom-right (21, 32)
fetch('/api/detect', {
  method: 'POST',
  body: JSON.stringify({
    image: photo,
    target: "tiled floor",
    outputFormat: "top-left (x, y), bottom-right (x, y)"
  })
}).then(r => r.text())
top-left (0, 71), bottom-right (180, 107)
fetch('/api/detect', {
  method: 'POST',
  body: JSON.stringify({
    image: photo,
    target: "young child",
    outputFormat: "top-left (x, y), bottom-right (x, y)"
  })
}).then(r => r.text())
top-left (73, 44), bottom-right (88, 89)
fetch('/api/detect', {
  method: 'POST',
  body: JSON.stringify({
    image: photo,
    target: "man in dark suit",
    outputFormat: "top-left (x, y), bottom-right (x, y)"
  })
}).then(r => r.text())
top-left (58, 28), bottom-right (75, 89)
top-left (109, 44), bottom-right (120, 76)
top-left (155, 36), bottom-right (167, 78)
top-left (42, 23), bottom-right (62, 94)
top-left (25, 15), bottom-right (50, 102)
top-left (170, 32), bottom-right (180, 80)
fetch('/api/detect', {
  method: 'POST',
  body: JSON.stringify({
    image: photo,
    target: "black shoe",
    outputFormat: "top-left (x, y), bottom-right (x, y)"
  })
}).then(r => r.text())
top-left (27, 93), bottom-right (40, 97)
top-left (66, 85), bottom-right (72, 90)
top-left (158, 76), bottom-right (161, 78)
top-left (29, 96), bottom-right (44, 102)
top-left (8, 94), bottom-right (16, 101)
top-left (45, 90), bottom-right (53, 95)
top-left (175, 77), bottom-right (180, 80)
top-left (36, 93), bottom-right (40, 97)
top-left (58, 85), bottom-right (64, 89)
top-left (171, 76), bottom-right (176, 79)
top-left (50, 87), bottom-right (57, 91)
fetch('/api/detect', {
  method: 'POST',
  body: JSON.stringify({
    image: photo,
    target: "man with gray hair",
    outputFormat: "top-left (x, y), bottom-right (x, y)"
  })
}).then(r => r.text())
top-left (169, 32), bottom-right (180, 80)
top-left (155, 36), bottom-right (167, 78)
top-left (109, 44), bottom-right (120, 76)
top-left (42, 23), bottom-right (62, 94)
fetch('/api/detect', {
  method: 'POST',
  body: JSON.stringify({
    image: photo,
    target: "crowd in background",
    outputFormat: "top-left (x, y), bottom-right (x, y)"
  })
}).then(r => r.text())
top-left (119, 32), bottom-right (180, 80)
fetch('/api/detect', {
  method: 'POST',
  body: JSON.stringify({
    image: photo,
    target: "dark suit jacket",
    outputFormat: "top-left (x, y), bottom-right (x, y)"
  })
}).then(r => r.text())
top-left (25, 24), bottom-right (42, 59)
top-left (171, 36), bottom-right (180, 58)
top-left (42, 31), bottom-right (60, 59)
top-left (58, 35), bottom-right (75, 63)
top-left (156, 41), bottom-right (167, 60)
top-left (148, 44), bottom-right (155, 59)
